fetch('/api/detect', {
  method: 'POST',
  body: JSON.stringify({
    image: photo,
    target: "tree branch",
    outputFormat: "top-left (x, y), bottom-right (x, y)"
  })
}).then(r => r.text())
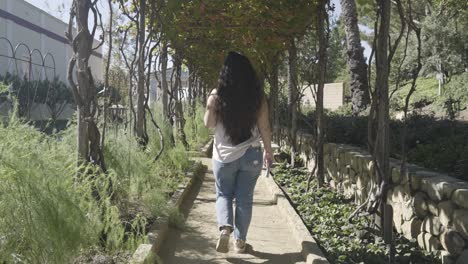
top-left (67, 57), bottom-right (83, 107)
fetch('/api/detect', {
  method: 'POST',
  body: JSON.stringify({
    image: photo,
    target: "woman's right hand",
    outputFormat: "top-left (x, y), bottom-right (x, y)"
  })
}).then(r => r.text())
top-left (263, 149), bottom-right (273, 169)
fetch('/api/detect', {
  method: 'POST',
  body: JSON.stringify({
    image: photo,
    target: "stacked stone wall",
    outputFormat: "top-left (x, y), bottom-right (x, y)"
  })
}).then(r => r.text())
top-left (276, 130), bottom-right (468, 263)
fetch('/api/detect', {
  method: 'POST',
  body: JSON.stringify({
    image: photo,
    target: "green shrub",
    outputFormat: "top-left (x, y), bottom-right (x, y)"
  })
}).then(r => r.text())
top-left (0, 121), bottom-right (102, 263)
top-left (438, 73), bottom-right (468, 120)
top-left (0, 107), bottom-right (194, 262)
top-left (104, 110), bottom-right (192, 217)
top-left (0, 82), bottom-right (8, 102)
top-left (441, 73), bottom-right (468, 104)
top-left (292, 109), bottom-right (468, 178)
top-left (391, 116), bottom-right (468, 179)
top-left (325, 114), bottom-right (368, 148)
top-left (0, 73), bottom-right (74, 119)
top-left (184, 101), bottom-right (211, 150)
top-left (407, 134), bottom-right (467, 178)
top-left (333, 104), bottom-right (353, 116)
top-left (168, 208), bottom-right (186, 230)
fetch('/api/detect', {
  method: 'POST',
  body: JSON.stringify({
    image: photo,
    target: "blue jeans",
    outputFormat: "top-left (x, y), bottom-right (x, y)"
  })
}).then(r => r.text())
top-left (212, 146), bottom-right (263, 241)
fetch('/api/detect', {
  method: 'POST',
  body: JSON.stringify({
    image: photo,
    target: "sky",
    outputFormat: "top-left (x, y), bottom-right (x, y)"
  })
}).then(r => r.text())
top-left (26, 0), bottom-right (371, 60)
top-left (25, 0), bottom-right (102, 22)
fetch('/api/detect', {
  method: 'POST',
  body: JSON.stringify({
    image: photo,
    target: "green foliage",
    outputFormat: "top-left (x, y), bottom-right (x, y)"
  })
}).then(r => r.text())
top-left (296, 23), bottom-right (347, 89)
top-left (163, 0), bottom-right (317, 85)
top-left (332, 104), bottom-right (353, 116)
top-left (440, 74), bottom-right (468, 119)
top-left (0, 73), bottom-right (74, 119)
top-left (273, 164), bottom-right (441, 264)
top-left (0, 108), bottom-right (194, 262)
top-left (0, 82), bottom-right (7, 91)
top-left (293, 109), bottom-right (468, 178)
top-left (184, 101), bottom-right (211, 150)
top-left (0, 82), bottom-right (9, 109)
top-left (392, 117), bottom-right (468, 179)
top-left (326, 23), bottom-right (348, 83)
top-left (421, 9), bottom-right (466, 77)
top-left (0, 121), bottom-right (101, 263)
top-left (96, 83), bottom-right (123, 105)
top-left (168, 208), bottom-right (186, 230)
top-left (105, 108), bottom-right (193, 215)
top-left (107, 66), bottom-right (131, 106)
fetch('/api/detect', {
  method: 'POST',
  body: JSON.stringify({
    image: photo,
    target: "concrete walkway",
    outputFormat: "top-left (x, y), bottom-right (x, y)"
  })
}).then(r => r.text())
top-left (159, 157), bottom-right (306, 264)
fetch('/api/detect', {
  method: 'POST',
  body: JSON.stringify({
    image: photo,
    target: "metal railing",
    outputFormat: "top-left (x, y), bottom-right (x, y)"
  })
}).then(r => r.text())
top-left (0, 36), bottom-right (56, 81)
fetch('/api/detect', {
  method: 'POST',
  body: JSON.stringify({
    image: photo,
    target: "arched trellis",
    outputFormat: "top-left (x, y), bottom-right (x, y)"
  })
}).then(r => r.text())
top-left (0, 37), bottom-right (57, 81)
top-left (30, 49), bottom-right (46, 81)
top-left (29, 49), bottom-right (46, 110)
top-left (13, 42), bottom-right (32, 80)
top-left (43, 52), bottom-right (57, 108)
top-left (43, 52), bottom-right (56, 80)
top-left (13, 42), bottom-right (33, 118)
top-left (0, 37), bottom-right (16, 80)
top-left (0, 37), bottom-right (58, 119)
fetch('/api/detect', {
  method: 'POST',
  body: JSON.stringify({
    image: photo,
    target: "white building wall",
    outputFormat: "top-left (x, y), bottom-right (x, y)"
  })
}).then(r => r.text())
top-left (302, 82), bottom-right (344, 111)
top-left (149, 68), bottom-right (190, 105)
top-left (0, 0), bottom-right (103, 83)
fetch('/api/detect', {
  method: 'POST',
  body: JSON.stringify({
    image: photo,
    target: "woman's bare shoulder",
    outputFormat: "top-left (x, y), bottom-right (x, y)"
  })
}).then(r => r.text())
top-left (206, 90), bottom-right (218, 109)
top-left (207, 89), bottom-right (218, 102)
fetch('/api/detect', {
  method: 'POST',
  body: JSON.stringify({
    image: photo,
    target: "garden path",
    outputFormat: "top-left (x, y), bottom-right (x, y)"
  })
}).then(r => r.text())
top-left (159, 157), bottom-right (306, 264)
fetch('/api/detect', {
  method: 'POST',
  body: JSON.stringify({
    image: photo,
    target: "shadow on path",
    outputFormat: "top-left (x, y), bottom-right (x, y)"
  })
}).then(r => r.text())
top-left (225, 244), bottom-right (304, 264)
top-left (159, 157), bottom-right (309, 264)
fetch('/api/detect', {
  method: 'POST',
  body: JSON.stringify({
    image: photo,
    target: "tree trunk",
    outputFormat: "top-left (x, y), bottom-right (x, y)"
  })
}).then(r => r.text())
top-left (316, 0), bottom-right (328, 187)
top-left (135, 0), bottom-right (147, 145)
top-left (67, 0), bottom-right (104, 169)
top-left (288, 38), bottom-right (298, 167)
top-left (374, 0), bottom-right (392, 259)
top-left (101, 0), bottom-right (113, 150)
top-left (201, 79), bottom-right (207, 103)
top-left (161, 41), bottom-right (169, 119)
top-left (268, 57), bottom-right (280, 141)
top-left (340, 0), bottom-right (370, 115)
top-left (192, 73), bottom-right (198, 109)
top-left (173, 52), bottom-right (189, 149)
top-left (188, 67), bottom-right (193, 112)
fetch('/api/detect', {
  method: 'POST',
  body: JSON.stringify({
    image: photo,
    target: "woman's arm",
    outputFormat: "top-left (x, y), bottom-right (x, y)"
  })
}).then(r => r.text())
top-left (204, 89), bottom-right (218, 129)
top-left (257, 96), bottom-right (273, 168)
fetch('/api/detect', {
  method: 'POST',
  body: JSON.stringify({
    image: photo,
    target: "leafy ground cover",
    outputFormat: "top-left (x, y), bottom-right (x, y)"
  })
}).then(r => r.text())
top-left (0, 108), bottom-right (205, 263)
top-left (273, 163), bottom-right (441, 264)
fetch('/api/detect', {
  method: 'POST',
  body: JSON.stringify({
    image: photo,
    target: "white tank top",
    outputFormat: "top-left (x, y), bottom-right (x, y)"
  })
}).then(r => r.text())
top-left (212, 122), bottom-right (261, 163)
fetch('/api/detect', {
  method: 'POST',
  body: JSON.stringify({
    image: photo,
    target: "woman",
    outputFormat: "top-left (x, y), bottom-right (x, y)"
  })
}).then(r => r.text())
top-left (204, 51), bottom-right (273, 254)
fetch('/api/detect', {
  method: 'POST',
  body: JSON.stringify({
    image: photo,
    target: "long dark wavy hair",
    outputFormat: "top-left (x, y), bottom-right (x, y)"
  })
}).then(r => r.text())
top-left (215, 51), bottom-right (263, 145)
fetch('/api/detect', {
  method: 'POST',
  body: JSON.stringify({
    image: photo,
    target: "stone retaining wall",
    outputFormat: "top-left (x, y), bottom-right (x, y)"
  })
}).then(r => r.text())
top-left (277, 131), bottom-right (468, 263)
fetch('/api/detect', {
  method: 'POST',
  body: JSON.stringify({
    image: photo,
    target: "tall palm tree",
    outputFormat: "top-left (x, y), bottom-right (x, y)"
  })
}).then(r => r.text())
top-left (340, 0), bottom-right (370, 114)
